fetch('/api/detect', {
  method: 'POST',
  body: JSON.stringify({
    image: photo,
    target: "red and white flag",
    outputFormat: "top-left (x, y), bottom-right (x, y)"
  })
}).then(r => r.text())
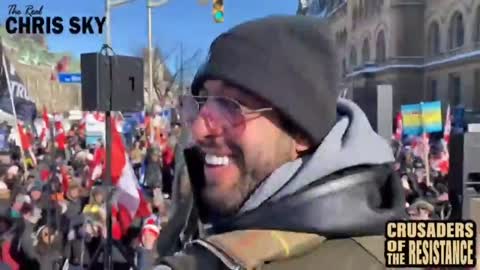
top-left (393, 112), bottom-right (403, 141)
top-left (54, 115), bottom-right (66, 151)
top-left (17, 122), bottom-right (31, 151)
top-left (90, 118), bottom-right (151, 230)
top-left (431, 149), bottom-right (450, 175)
top-left (87, 145), bottom-right (104, 189)
top-left (412, 133), bottom-right (430, 159)
top-left (78, 112), bottom-right (87, 132)
top-left (93, 112), bottom-right (105, 122)
top-left (39, 106), bottom-right (50, 148)
top-left (431, 104), bottom-right (452, 175)
top-left (443, 105), bottom-right (452, 146)
top-left (60, 165), bottom-right (71, 195)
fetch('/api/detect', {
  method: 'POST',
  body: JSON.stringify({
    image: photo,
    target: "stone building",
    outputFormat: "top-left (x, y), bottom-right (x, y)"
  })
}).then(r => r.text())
top-left (306, 0), bottom-right (480, 112)
top-left (15, 61), bottom-right (82, 113)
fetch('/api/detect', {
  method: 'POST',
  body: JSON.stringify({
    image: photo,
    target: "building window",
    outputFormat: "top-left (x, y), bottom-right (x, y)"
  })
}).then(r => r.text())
top-left (362, 38), bottom-right (370, 63)
top-left (428, 79), bottom-right (438, 101)
top-left (376, 30), bottom-right (386, 62)
top-left (350, 47), bottom-right (357, 68)
top-left (359, 0), bottom-right (364, 18)
top-left (376, 0), bottom-right (384, 13)
top-left (448, 73), bottom-right (462, 105)
top-left (352, 5), bottom-right (358, 29)
top-left (366, 0), bottom-right (372, 16)
top-left (448, 11), bottom-right (465, 49)
top-left (475, 7), bottom-right (480, 42)
top-left (427, 21), bottom-right (441, 56)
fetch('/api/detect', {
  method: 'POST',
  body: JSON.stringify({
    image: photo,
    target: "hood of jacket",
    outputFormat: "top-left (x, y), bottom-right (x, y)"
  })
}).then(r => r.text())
top-left (184, 99), bottom-right (406, 237)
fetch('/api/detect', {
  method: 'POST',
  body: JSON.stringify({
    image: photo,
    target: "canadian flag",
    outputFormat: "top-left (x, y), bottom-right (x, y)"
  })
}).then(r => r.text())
top-left (39, 106), bottom-right (50, 148)
top-left (443, 105), bottom-right (452, 146)
top-left (431, 147), bottom-right (450, 175)
top-left (88, 145), bottom-right (105, 189)
top-left (93, 112), bottom-right (105, 122)
top-left (54, 116), bottom-right (66, 151)
top-left (17, 122), bottom-right (31, 150)
top-left (91, 118), bottom-right (151, 231)
top-left (432, 105), bottom-right (452, 175)
top-left (60, 165), bottom-right (71, 195)
top-left (393, 112), bottom-right (403, 141)
top-left (412, 133), bottom-right (430, 159)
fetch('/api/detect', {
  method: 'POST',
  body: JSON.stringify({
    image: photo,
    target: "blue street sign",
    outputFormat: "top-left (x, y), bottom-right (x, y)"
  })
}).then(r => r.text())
top-left (58, 73), bottom-right (81, 83)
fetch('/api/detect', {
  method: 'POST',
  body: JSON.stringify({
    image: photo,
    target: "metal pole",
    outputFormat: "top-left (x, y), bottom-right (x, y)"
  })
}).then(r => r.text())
top-left (179, 43), bottom-right (184, 94)
top-left (105, 2), bottom-right (112, 268)
top-left (105, 0), bottom-right (111, 46)
top-left (148, 5), bottom-right (154, 108)
top-left (104, 111), bottom-right (112, 270)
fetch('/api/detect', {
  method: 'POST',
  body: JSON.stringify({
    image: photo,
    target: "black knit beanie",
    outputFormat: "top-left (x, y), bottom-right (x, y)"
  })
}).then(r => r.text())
top-left (191, 15), bottom-right (339, 145)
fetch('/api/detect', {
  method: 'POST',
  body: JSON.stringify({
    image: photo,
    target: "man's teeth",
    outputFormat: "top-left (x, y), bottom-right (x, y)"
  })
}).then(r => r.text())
top-left (205, 154), bottom-right (230, 166)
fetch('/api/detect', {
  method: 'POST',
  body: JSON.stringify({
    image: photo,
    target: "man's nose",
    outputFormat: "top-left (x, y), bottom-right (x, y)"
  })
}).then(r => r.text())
top-left (191, 109), bottom-right (224, 142)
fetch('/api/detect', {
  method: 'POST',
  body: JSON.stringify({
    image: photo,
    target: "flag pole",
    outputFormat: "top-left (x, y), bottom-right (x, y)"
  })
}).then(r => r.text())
top-left (420, 102), bottom-right (431, 187)
top-left (1, 46), bottom-right (28, 177)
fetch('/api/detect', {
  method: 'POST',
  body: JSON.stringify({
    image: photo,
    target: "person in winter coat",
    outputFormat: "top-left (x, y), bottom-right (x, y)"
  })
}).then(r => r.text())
top-left (64, 180), bottom-right (83, 221)
top-left (10, 203), bottom-right (42, 270)
top-left (160, 139), bottom-right (175, 196)
top-left (143, 147), bottom-right (163, 193)
top-left (153, 15), bottom-right (405, 270)
top-left (130, 141), bottom-right (145, 179)
top-left (33, 225), bottom-right (65, 270)
top-left (0, 213), bottom-right (18, 270)
top-left (61, 179), bottom-right (85, 267)
top-left (82, 186), bottom-right (105, 223)
top-left (156, 128), bottom-right (203, 258)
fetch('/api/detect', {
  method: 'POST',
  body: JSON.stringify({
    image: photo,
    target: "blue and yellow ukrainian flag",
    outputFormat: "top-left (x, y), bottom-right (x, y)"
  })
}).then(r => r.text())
top-left (401, 103), bottom-right (422, 135)
top-left (421, 101), bottom-right (442, 133)
top-left (401, 101), bottom-right (442, 135)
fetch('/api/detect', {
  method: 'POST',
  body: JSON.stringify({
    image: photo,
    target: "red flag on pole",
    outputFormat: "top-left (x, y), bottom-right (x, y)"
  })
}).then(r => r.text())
top-left (443, 105), bottom-right (451, 145)
top-left (393, 112), bottom-right (403, 141)
top-left (89, 118), bottom-right (152, 233)
top-left (39, 106), bottom-right (50, 148)
top-left (17, 123), bottom-right (31, 150)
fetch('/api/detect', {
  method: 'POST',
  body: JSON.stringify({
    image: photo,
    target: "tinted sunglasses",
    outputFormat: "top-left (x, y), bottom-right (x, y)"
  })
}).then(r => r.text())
top-left (179, 95), bottom-right (273, 132)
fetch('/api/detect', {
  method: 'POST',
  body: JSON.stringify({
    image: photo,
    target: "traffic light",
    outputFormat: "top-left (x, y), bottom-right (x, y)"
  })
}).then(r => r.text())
top-left (213, 0), bottom-right (224, 23)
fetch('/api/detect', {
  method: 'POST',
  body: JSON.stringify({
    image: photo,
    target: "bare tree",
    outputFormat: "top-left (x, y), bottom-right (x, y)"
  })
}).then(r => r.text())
top-left (297, 0), bottom-right (309, 15)
top-left (140, 44), bottom-right (202, 103)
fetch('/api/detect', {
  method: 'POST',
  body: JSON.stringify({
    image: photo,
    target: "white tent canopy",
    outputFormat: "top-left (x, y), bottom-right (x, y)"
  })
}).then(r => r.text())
top-left (0, 110), bottom-right (16, 126)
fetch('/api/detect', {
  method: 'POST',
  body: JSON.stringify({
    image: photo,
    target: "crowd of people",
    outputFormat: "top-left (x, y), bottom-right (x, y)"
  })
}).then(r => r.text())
top-left (392, 133), bottom-right (452, 221)
top-left (0, 116), bottom-right (180, 270)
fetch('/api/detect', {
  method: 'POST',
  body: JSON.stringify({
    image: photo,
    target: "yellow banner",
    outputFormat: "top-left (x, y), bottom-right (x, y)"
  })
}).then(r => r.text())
top-left (422, 110), bottom-right (441, 126)
top-left (403, 112), bottom-right (421, 127)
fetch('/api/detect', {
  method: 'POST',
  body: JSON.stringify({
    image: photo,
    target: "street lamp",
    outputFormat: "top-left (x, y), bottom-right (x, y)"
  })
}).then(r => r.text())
top-left (105, 0), bottom-right (135, 46)
top-left (147, 0), bottom-right (168, 109)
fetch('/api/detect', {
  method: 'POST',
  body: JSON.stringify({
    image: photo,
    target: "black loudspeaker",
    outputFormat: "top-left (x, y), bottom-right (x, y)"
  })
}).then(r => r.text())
top-left (111, 55), bottom-right (144, 112)
top-left (352, 84), bottom-right (393, 140)
top-left (81, 53), bottom-right (144, 112)
top-left (448, 133), bottom-right (480, 220)
top-left (81, 53), bottom-right (111, 111)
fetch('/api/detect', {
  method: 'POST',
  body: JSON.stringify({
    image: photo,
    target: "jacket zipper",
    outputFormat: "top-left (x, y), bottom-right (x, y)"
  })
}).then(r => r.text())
top-left (192, 239), bottom-right (243, 270)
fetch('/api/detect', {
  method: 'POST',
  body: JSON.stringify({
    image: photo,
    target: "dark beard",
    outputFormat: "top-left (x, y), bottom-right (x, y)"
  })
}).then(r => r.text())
top-left (201, 172), bottom-right (261, 219)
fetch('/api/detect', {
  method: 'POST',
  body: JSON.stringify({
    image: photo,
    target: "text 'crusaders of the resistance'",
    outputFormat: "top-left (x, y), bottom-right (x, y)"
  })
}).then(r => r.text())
top-left (385, 221), bottom-right (477, 267)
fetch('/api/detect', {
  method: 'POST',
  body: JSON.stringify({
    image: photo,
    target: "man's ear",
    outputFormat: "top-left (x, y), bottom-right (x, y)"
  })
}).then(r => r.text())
top-left (293, 134), bottom-right (312, 153)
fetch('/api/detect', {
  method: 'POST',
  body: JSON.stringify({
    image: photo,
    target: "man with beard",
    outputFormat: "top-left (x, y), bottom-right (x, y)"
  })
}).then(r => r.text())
top-left (153, 15), bottom-right (405, 270)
